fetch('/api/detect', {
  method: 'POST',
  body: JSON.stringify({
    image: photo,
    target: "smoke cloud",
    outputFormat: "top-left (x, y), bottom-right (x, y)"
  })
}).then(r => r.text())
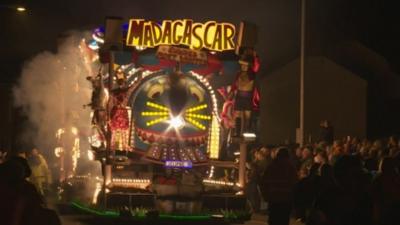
top-left (13, 31), bottom-right (93, 159)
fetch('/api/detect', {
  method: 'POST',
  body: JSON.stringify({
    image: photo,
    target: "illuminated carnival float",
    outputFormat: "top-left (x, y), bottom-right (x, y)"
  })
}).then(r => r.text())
top-left (73, 18), bottom-right (260, 222)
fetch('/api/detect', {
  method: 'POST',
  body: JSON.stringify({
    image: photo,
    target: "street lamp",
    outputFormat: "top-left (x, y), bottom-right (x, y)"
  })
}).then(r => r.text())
top-left (16, 6), bottom-right (26, 12)
top-left (0, 5), bottom-right (27, 12)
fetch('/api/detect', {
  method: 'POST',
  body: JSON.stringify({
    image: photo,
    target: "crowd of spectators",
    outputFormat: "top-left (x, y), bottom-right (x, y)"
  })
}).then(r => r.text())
top-left (1, 132), bottom-right (400, 225)
top-left (246, 135), bottom-right (400, 225)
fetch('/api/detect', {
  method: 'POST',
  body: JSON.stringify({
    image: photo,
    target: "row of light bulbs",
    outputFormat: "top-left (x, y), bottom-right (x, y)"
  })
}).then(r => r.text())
top-left (203, 179), bottom-right (235, 186)
top-left (185, 113), bottom-right (211, 120)
top-left (146, 101), bottom-right (169, 111)
top-left (186, 117), bottom-right (206, 130)
top-left (142, 111), bottom-right (169, 116)
top-left (186, 104), bottom-right (208, 113)
top-left (112, 178), bottom-right (151, 183)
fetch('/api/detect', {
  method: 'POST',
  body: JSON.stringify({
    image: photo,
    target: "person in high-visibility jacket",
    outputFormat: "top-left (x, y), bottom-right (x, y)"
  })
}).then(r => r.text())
top-left (28, 148), bottom-right (52, 195)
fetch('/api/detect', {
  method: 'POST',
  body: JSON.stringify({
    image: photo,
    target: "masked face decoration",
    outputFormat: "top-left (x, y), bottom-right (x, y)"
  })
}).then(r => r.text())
top-left (130, 72), bottom-right (213, 164)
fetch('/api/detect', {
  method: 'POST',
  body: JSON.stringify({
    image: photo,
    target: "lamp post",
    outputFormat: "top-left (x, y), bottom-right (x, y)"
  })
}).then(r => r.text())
top-left (299, 0), bottom-right (306, 147)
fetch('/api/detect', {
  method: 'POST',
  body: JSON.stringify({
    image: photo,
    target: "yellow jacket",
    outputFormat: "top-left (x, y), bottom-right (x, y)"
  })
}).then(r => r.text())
top-left (29, 154), bottom-right (52, 185)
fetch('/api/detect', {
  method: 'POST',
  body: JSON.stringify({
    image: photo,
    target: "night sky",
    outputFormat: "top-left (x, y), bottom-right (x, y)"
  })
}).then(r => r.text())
top-left (1, 0), bottom-right (400, 137)
top-left (1, 0), bottom-right (398, 76)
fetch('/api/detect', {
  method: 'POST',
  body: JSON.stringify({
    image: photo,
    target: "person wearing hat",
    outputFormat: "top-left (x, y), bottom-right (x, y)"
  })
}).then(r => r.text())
top-left (229, 50), bottom-right (260, 134)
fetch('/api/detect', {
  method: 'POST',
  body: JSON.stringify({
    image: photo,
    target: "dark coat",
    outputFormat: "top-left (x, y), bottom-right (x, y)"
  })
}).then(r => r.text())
top-left (260, 157), bottom-right (297, 203)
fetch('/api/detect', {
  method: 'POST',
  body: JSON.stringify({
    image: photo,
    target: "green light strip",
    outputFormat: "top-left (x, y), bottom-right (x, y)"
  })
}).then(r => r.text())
top-left (70, 201), bottom-right (119, 217)
top-left (70, 201), bottom-right (212, 221)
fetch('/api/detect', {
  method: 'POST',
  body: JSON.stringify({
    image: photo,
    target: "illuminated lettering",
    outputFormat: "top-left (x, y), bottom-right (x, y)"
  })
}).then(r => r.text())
top-left (143, 24), bottom-right (154, 47)
top-left (151, 22), bottom-right (162, 43)
top-left (126, 19), bottom-right (145, 46)
top-left (172, 21), bottom-right (183, 44)
top-left (182, 20), bottom-right (192, 45)
top-left (192, 23), bottom-right (204, 50)
top-left (204, 21), bottom-right (216, 49)
top-left (126, 19), bottom-right (236, 51)
top-left (212, 24), bottom-right (223, 50)
top-left (161, 21), bottom-right (172, 44)
top-left (223, 24), bottom-right (235, 50)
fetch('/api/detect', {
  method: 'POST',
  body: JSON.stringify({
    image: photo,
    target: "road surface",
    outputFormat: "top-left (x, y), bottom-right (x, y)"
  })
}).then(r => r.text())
top-left (60, 213), bottom-right (303, 225)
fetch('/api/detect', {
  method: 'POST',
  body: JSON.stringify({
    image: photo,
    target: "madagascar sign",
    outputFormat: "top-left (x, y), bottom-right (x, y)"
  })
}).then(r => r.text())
top-left (126, 19), bottom-right (236, 51)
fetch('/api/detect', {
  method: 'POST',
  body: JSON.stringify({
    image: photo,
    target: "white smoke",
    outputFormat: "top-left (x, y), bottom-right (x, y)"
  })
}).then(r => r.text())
top-left (13, 31), bottom-right (93, 158)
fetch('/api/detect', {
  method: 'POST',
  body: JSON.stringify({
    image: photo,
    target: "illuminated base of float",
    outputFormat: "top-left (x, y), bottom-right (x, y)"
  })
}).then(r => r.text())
top-left (71, 194), bottom-right (251, 224)
top-left (59, 174), bottom-right (249, 219)
top-left (63, 179), bottom-right (249, 223)
top-left (95, 183), bottom-right (246, 214)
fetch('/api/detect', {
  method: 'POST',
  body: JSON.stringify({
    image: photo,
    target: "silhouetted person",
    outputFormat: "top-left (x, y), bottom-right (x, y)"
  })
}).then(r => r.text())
top-left (246, 149), bottom-right (265, 212)
top-left (365, 150), bottom-right (379, 172)
top-left (319, 120), bottom-right (334, 145)
top-left (371, 157), bottom-right (400, 225)
top-left (0, 156), bottom-right (61, 225)
top-left (307, 155), bottom-right (373, 225)
top-left (299, 146), bottom-right (313, 179)
top-left (294, 163), bottom-right (321, 222)
top-left (318, 164), bottom-right (335, 193)
top-left (261, 147), bottom-right (297, 225)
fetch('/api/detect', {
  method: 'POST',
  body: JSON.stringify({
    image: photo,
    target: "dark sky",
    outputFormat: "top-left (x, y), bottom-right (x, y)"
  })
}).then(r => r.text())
top-left (0, 0), bottom-right (399, 83)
